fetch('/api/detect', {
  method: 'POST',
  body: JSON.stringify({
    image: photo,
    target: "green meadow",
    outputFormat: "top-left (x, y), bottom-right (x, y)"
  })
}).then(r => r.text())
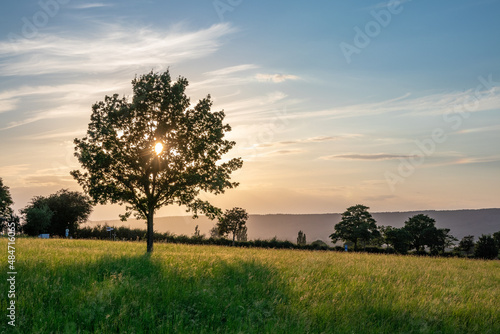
top-left (1, 238), bottom-right (499, 333)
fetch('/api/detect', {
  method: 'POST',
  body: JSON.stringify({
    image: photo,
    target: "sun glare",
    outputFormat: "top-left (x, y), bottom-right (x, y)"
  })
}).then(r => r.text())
top-left (154, 142), bottom-right (163, 155)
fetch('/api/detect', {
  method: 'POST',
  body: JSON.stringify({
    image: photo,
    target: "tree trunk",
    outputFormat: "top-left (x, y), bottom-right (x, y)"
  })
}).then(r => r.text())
top-left (232, 230), bottom-right (236, 246)
top-left (147, 210), bottom-right (154, 253)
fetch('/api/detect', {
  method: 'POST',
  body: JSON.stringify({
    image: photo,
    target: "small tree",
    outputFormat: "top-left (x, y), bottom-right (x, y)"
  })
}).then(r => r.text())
top-left (193, 225), bottom-right (202, 238)
top-left (297, 230), bottom-right (307, 246)
top-left (458, 235), bottom-right (475, 257)
top-left (329, 204), bottom-right (380, 250)
top-left (216, 207), bottom-right (248, 246)
top-left (382, 226), bottom-right (412, 254)
top-left (474, 234), bottom-right (499, 260)
top-left (209, 226), bottom-right (222, 239)
top-left (72, 71), bottom-right (242, 252)
top-left (236, 225), bottom-right (248, 242)
top-left (429, 228), bottom-right (457, 255)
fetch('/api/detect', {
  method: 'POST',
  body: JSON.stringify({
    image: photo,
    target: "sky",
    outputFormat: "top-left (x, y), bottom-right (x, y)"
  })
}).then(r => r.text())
top-left (1, 0), bottom-right (499, 221)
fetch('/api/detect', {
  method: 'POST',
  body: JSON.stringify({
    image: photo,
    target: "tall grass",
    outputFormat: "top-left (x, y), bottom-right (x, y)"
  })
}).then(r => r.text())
top-left (1, 238), bottom-right (499, 333)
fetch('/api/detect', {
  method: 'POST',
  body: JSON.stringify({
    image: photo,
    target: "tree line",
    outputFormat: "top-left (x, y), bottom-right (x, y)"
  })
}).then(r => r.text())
top-left (328, 204), bottom-right (500, 259)
top-left (1, 182), bottom-right (498, 260)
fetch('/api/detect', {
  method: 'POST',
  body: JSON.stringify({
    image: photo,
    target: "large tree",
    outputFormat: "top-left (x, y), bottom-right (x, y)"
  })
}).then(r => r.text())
top-left (329, 204), bottom-right (380, 250)
top-left (216, 207), bottom-right (248, 246)
top-left (404, 214), bottom-right (448, 253)
top-left (72, 71), bottom-right (242, 252)
top-left (21, 189), bottom-right (92, 237)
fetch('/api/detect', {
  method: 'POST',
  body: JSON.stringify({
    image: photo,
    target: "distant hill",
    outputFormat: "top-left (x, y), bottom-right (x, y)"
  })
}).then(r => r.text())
top-left (85, 209), bottom-right (500, 245)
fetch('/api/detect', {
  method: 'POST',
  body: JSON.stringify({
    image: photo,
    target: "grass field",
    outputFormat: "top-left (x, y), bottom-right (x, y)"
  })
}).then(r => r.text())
top-left (1, 238), bottom-right (499, 333)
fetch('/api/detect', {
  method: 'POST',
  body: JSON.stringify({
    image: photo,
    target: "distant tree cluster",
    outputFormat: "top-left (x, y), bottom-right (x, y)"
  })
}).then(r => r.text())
top-left (20, 189), bottom-right (92, 237)
top-left (328, 204), bottom-right (499, 259)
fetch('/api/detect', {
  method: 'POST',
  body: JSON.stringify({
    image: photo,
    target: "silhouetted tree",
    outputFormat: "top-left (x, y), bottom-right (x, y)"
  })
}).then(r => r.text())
top-left (493, 231), bottom-right (500, 249)
top-left (236, 225), bottom-right (248, 242)
top-left (0, 178), bottom-right (13, 231)
top-left (403, 214), bottom-right (438, 253)
top-left (382, 226), bottom-right (412, 254)
top-left (474, 234), bottom-right (499, 259)
top-left (297, 230), bottom-right (307, 246)
top-left (429, 228), bottom-right (457, 255)
top-left (209, 226), bottom-right (222, 239)
top-left (216, 207), bottom-right (248, 246)
top-left (457, 235), bottom-right (475, 257)
top-left (72, 71), bottom-right (242, 252)
top-left (193, 225), bottom-right (202, 238)
top-left (20, 190), bottom-right (92, 237)
top-left (329, 204), bottom-right (380, 250)
top-left (21, 204), bottom-right (53, 236)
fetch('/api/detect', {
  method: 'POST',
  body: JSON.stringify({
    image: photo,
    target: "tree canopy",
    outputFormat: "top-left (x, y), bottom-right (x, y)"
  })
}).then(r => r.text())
top-left (474, 234), bottom-right (499, 259)
top-left (401, 214), bottom-right (456, 254)
top-left (0, 178), bottom-right (14, 226)
top-left (72, 70), bottom-right (242, 252)
top-left (216, 207), bottom-right (248, 245)
top-left (21, 189), bottom-right (92, 237)
top-left (329, 204), bottom-right (380, 250)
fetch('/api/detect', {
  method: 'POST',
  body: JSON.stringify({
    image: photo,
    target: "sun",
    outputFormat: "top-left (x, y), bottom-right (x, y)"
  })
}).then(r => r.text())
top-left (154, 142), bottom-right (163, 155)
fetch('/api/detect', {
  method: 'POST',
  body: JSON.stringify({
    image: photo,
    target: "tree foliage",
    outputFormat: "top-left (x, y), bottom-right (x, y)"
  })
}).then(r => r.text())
top-left (0, 178), bottom-right (14, 230)
top-left (493, 231), bottom-right (500, 249)
top-left (236, 225), bottom-right (248, 242)
top-left (21, 189), bottom-right (92, 237)
top-left (381, 226), bottom-right (412, 254)
top-left (21, 204), bottom-right (53, 236)
top-left (329, 204), bottom-right (380, 250)
top-left (216, 207), bottom-right (248, 245)
top-left (474, 234), bottom-right (499, 259)
top-left (297, 230), bottom-right (307, 246)
top-left (403, 214), bottom-right (437, 253)
top-left (71, 71), bottom-right (242, 252)
top-left (457, 235), bottom-right (475, 256)
top-left (403, 214), bottom-right (456, 254)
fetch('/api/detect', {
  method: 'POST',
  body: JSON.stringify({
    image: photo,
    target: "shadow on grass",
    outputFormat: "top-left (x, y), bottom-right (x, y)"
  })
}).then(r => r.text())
top-left (8, 253), bottom-right (305, 334)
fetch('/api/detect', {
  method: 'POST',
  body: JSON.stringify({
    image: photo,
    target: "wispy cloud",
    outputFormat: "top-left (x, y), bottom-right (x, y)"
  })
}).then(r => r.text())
top-left (255, 135), bottom-right (360, 148)
top-left (255, 73), bottom-right (299, 83)
top-left (204, 64), bottom-right (259, 76)
top-left (454, 124), bottom-right (500, 135)
top-left (19, 130), bottom-right (86, 141)
top-left (73, 3), bottom-right (114, 9)
top-left (286, 87), bottom-right (500, 120)
top-left (321, 153), bottom-right (415, 160)
top-left (0, 23), bottom-right (236, 76)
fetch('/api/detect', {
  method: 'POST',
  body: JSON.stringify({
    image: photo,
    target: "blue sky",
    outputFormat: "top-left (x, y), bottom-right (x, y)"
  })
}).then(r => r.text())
top-left (1, 0), bottom-right (499, 220)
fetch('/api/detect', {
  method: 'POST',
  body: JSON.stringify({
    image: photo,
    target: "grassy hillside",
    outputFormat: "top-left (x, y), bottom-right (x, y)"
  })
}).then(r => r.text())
top-left (1, 238), bottom-right (499, 333)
